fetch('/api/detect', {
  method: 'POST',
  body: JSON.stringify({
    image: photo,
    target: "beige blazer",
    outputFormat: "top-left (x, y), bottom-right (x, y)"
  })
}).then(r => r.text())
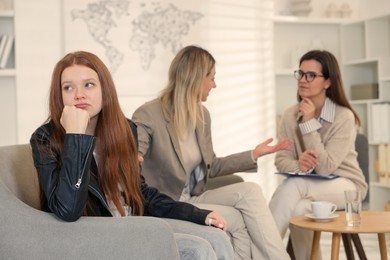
top-left (132, 98), bottom-right (256, 200)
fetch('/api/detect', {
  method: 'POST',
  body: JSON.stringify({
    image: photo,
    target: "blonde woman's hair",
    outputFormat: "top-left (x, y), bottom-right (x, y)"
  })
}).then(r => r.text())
top-left (160, 45), bottom-right (215, 140)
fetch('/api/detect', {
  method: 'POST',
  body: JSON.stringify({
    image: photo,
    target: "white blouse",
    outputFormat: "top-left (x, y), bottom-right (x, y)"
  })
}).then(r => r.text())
top-left (178, 131), bottom-right (203, 201)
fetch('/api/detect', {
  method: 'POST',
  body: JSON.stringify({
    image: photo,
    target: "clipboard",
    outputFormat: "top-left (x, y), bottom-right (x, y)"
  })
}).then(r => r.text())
top-left (275, 172), bottom-right (339, 180)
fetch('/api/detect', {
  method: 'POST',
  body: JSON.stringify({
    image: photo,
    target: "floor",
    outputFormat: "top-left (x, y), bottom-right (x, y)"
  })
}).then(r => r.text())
top-left (284, 232), bottom-right (390, 259)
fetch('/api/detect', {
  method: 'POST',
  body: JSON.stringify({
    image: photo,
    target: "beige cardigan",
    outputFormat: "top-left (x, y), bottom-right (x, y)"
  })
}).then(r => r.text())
top-left (275, 103), bottom-right (368, 198)
top-left (132, 98), bottom-right (256, 200)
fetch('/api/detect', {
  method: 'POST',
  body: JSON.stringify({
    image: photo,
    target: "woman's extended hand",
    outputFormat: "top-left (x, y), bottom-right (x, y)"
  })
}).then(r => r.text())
top-left (252, 138), bottom-right (293, 160)
top-left (60, 105), bottom-right (90, 134)
top-left (205, 211), bottom-right (227, 231)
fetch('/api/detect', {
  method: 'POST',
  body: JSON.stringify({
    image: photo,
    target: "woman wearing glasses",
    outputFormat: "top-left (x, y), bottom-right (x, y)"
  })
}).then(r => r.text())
top-left (269, 50), bottom-right (367, 260)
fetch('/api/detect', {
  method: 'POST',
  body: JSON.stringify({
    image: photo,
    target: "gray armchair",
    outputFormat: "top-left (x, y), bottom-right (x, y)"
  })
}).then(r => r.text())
top-left (0, 144), bottom-right (179, 259)
top-left (0, 144), bottom-right (232, 260)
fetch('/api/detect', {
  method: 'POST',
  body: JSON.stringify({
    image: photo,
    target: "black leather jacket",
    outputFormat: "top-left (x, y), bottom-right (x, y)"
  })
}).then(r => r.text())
top-left (30, 120), bottom-right (210, 223)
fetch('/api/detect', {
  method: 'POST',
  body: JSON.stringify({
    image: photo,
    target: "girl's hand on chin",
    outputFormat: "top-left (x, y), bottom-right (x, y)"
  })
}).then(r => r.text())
top-left (60, 106), bottom-right (90, 134)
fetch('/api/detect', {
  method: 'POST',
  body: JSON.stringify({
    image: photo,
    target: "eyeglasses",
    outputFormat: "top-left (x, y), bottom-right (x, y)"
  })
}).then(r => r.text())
top-left (294, 70), bottom-right (324, 82)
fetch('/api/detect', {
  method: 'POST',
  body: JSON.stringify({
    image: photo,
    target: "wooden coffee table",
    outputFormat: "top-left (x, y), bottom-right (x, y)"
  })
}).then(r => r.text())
top-left (289, 211), bottom-right (390, 260)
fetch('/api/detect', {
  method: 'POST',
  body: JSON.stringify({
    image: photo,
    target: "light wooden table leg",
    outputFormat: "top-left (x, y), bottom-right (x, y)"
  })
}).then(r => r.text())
top-left (310, 231), bottom-right (321, 260)
top-left (378, 233), bottom-right (388, 260)
top-left (331, 232), bottom-right (341, 260)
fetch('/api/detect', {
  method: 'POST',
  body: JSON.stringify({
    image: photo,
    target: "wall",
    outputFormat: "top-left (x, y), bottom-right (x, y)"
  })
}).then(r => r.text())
top-left (12, 0), bottom-right (390, 201)
top-left (358, 0), bottom-right (390, 18)
top-left (12, 0), bottom-right (278, 199)
top-left (14, 0), bottom-right (62, 144)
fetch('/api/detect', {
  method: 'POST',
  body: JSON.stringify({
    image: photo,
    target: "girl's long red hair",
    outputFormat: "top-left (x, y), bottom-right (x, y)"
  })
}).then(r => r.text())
top-left (47, 51), bottom-right (144, 216)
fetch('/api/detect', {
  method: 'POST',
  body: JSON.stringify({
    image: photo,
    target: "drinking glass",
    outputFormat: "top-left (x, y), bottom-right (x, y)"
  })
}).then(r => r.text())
top-left (344, 190), bottom-right (362, 227)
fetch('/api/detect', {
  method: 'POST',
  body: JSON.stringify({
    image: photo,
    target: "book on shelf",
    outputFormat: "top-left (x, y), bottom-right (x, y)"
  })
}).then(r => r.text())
top-left (371, 103), bottom-right (390, 143)
top-left (0, 34), bottom-right (8, 64)
top-left (0, 34), bottom-right (14, 69)
top-left (376, 144), bottom-right (390, 185)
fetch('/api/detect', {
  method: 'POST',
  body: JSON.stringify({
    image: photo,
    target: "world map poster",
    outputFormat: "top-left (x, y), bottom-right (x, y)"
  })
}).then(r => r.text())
top-left (63, 0), bottom-right (206, 95)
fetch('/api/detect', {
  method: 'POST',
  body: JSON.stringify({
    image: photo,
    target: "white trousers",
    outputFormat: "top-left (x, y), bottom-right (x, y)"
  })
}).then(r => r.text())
top-left (189, 182), bottom-right (290, 260)
top-left (269, 177), bottom-right (356, 260)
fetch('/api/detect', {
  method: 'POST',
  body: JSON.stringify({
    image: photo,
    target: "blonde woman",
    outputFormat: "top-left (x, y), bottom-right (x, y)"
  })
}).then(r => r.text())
top-left (132, 45), bottom-right (292, 260)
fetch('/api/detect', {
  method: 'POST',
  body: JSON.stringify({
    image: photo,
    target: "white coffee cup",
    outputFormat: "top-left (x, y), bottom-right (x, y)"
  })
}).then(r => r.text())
top-left (311, 201), bottom-right (337, 218)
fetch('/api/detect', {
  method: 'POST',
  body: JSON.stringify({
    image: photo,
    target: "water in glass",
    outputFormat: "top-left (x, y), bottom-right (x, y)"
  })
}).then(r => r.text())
top-left (344, 190), bottom-right (362, 227)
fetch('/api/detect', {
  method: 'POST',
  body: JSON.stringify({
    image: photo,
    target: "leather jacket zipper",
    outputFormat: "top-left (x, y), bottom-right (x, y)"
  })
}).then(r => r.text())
top-left (89, 184), bottom-right (111, 212)
top-left (75, 178), bottom-right (82, 188)
top-left (74, 139), bottom-right (94, 189)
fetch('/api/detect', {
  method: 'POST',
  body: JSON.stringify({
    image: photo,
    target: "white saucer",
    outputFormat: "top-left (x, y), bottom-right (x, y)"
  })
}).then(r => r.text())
top-left (304, 213), bottom-right (339, 222)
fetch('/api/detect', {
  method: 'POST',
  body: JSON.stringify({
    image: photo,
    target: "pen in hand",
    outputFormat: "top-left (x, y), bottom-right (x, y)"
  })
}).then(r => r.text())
top-left (305, 166), bottom-right (315, 174)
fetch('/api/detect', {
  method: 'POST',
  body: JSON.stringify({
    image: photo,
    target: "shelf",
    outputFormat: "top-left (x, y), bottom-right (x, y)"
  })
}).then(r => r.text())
top-left (0, 69), bottom-right (15, 76)
top-left (369, 182), bottom-right (390, 211)
top-left (379, 57), bottom-right (390, 78)
top-left (366, 15), bottom-right (390, 58)
top-left (341, 21), bottom-right (365, 62)
top-left (273, 15), bottom-right (351, 24)
top-left (371, 182), bottom-right (390, 189)
top-left (344, 61), bottom-right (379, 101)
top-left (0, 10), bottom-right (14, 17)
top-left (351, 99), bottom-right (378, 105)
top-left (346, 59), bottom-right (390, 104)
top-left (342, 14), bottom-right (390, 63)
